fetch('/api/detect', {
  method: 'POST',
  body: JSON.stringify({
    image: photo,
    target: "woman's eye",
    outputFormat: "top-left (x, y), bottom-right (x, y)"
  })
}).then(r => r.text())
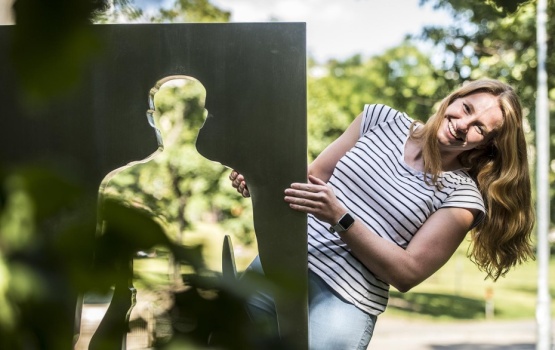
top-left (475, 125), bottom-right (484, 134)
top-left (463, 103), bottom-right (470, 114)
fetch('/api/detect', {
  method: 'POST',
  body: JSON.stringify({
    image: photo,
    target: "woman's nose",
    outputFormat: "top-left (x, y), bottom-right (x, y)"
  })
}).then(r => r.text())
top-left (456, 119), bottom-right (469, 133)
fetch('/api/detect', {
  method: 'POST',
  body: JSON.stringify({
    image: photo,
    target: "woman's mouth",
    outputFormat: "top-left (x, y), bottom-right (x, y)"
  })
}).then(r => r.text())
top-left (448, 119), bottom-right (464, 141)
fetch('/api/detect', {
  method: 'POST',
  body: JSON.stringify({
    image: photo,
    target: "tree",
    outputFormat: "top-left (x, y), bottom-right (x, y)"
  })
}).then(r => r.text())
top-left (152, 0), bottom-right (230, 22)
top-left (418, 0), bottom-right (555, 222)
top-left (93, 0), bottom-right (144, 23)
top-left (418, 0), bottom-right (553, 113)
top-left (307, 42), bottom-right (446, 160)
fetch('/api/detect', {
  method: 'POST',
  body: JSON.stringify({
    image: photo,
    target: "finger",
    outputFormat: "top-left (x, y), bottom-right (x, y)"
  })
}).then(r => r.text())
top-left (290, 182), bottom-right (322, 193)
top-left (285, 187), bottom-right (328, 202)
top-left (229, 170), bottom-right (238, 180)
top-left (287, 201), bottom-right (317, 214)
top-left (232, 178), bottom-right (240, 187)
top-left (308, 175), bottom-right (326, 185)
top-left (284, 194), bottom-right (319, 208)
top-left (242, 188), bottom-right (251, 198)
top-left (232, 175), bottom-right (245, 188)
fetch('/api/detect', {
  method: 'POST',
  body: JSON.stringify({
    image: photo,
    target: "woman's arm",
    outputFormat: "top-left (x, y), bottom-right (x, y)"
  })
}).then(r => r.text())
top-left (230, 112), bottom-right (364, 197)
top-left (284, 175), bottom-right (477, 292)
top-left (341, 205), bottom-right (475, 292)
top-left (308, 113), bottom-right (363, 182)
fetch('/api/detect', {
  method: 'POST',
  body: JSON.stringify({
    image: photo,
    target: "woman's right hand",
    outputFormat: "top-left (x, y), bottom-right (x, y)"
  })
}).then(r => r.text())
top-left (229, 170), bottom-right (250, 198)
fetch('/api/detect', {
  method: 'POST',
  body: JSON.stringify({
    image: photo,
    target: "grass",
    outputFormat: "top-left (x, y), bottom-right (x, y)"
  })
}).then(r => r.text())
top-left (133, 225), bottom-right (553, 322)
top-left (132, 222), bottom-right (258, 291)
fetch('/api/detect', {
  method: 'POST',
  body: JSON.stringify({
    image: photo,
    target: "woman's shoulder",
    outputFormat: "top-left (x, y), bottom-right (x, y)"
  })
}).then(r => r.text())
top-left (361, 104), bottom-right (411, 135)
top-left (442, 169), bottom-right (482, 192)
top-left (443, 170), bottom-right (485, 209)
top-left (442, 170), bottom-right (486, 229)
top-left (363, 103), bottom-right (406, 119)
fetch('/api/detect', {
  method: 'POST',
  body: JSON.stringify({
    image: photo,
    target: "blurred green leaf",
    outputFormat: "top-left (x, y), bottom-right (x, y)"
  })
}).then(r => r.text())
top-left (11, 0), bottom-right (109, 103)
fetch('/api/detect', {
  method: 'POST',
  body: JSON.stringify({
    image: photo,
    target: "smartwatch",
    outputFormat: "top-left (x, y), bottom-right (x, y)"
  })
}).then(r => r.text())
top-left (328, 212), bottom-right (355, 234)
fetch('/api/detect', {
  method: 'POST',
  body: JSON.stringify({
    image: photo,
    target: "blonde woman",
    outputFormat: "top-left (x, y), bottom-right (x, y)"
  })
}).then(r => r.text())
top-left (231, 79), bottom-right (534, 349)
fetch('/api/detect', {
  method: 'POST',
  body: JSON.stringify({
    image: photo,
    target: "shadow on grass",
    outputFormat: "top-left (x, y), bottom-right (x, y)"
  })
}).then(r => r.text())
top-left (389, 291), bottom-right (486, 319)
top-left (430, 344), bottom-right (534, 349)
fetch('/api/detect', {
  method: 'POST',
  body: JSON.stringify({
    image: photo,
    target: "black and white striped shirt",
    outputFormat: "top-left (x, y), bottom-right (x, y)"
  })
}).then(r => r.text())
top-left (308, 104), bottom-right (485, 316)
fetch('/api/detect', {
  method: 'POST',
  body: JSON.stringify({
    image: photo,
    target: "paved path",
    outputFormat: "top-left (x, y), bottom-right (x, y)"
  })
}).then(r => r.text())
top-left (368, 316), bottom-right (542, 350)
top-left (77, 303), bottom-right (547, 349)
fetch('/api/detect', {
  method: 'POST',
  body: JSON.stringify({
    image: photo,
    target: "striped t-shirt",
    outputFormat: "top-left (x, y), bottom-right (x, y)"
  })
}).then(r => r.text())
top-left (307, 104), bottom-right (485, 316)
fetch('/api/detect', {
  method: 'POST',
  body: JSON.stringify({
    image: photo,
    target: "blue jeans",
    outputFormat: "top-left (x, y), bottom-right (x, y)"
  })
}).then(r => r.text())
top-left (245, 256), bottom-right (377, 350)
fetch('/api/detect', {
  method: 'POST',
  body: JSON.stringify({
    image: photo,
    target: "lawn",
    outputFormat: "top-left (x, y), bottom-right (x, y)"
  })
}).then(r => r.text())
top-left (133, 225), bottom-right (553, 322)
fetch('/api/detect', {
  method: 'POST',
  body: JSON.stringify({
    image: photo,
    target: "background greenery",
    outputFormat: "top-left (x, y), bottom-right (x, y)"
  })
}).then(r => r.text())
top-left (1, 0), bottom-right (554, 348)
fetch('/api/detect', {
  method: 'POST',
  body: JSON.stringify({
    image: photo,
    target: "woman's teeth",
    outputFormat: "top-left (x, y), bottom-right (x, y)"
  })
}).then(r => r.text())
top-left (448, 120), bottom-right (463, 141)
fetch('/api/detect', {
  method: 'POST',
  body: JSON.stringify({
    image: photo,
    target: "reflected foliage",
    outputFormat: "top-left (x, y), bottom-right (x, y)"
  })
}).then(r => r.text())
top-left (91, 195), bottom-right (260, 349)
top-left (0, 163), bottom-right (265, 349)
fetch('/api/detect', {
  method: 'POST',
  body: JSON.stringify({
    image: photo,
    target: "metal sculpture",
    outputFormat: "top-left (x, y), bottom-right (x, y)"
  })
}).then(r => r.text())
top-left (0, 23), bottom-right (307, 349)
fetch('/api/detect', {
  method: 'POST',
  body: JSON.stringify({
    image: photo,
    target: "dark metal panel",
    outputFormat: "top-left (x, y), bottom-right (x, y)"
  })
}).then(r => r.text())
top-left (0, 23), bottom-right (307, 186)
top-left (0, 23), bottom-right (308, 349)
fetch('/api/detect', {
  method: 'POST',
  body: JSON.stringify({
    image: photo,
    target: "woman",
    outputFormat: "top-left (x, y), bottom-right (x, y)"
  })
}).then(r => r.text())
top-left (230, 79), bottom-right (534, 349)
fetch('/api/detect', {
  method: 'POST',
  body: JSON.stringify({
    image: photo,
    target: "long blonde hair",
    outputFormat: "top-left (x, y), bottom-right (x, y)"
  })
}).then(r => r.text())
top-left (411, 79), bottom-right (535, 280)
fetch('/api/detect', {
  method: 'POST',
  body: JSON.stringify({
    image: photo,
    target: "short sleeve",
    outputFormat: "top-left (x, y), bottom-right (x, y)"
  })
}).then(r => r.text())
top-left (360, 104), bottom-right (406, 138)
top-left (442, 177), bottom-right (486, 229)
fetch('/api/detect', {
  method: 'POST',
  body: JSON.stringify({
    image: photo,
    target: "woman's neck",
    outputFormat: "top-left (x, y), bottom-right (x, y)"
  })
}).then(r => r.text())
top-left (405, 138), bottom-right (462, 172)
top-left (439, 151), bottom-right (463, 171)
top-left (404, 138), bottom-right (424, 172)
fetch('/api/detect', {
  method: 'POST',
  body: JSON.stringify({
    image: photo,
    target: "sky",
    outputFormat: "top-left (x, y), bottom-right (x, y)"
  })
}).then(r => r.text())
top-left (134, 0), bottom-right (453, 62)
top-left (0, 0), bottom-right (453, 60)
top-left (209, 0), bottom-right (453, 62)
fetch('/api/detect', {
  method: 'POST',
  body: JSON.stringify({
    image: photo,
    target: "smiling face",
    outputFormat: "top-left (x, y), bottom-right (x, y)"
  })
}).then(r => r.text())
top-left (437, 92), bottom-right (504, 154)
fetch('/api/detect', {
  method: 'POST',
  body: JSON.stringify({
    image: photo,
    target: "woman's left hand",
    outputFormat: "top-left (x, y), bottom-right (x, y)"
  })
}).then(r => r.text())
top-left (284, 175), bottom-right (346, 225)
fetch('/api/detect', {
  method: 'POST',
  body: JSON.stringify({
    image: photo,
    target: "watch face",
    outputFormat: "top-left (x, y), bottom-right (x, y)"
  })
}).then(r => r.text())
top-left (339, 213), bottom-right (355, 229)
